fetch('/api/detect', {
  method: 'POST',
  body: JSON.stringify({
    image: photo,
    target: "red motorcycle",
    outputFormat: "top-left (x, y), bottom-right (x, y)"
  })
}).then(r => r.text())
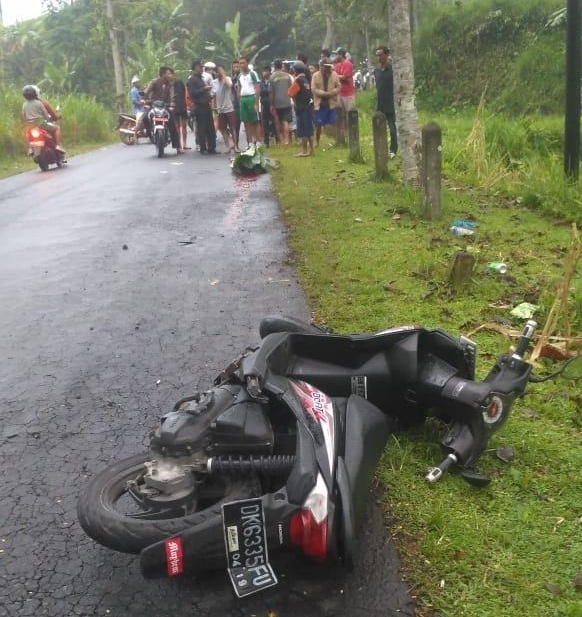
top-left (25, 124), bottom-right (66, 171)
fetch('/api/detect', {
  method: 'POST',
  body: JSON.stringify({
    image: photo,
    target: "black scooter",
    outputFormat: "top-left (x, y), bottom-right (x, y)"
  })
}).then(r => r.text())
top-left (77, 316), bottom-right (579, 598)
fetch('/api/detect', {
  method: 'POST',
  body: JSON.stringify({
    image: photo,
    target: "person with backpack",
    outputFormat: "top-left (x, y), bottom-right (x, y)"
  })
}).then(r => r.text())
top-left (287, 61), bottom-right (314, 157)
top-left (235, 57), bottom-right (261, 146)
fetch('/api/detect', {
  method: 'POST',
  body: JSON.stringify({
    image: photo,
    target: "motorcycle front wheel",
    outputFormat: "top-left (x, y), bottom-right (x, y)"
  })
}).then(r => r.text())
top-left (155, 130), bottom-right (165, 157)
top-left (77, 452), bottom-right (260, 554)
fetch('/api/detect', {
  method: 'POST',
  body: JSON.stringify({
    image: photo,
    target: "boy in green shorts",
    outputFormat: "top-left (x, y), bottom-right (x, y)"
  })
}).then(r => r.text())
top-left (235, 57), bottom-right (261, 146)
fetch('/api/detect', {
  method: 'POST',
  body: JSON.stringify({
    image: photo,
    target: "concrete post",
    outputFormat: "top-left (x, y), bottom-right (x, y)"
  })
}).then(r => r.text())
top-left (335, 107), bottom-right (346, 146)
top-left (348, 109), bottom-right (363, 163)
top-left (422, 122), bottom-right (442, 220)
top-left (372, 111), bottom-right (389, 180)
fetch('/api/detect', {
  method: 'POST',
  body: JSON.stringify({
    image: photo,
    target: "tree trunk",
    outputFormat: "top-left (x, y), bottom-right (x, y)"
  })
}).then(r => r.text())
top-left (320, 0), bottom-right (336, 50)
top-left (389, 0), bottom-right (421, 186)
top-left (105, 0), bottom-right (125, 113)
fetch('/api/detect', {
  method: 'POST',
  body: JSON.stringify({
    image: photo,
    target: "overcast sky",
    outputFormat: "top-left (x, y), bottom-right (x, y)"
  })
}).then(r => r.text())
top-left (1, 0), bottom-right (45, 26)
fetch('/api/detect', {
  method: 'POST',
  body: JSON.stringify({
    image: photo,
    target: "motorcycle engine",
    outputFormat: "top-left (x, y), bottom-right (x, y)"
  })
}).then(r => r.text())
top-left (150, 384), bottom-right (274, 457)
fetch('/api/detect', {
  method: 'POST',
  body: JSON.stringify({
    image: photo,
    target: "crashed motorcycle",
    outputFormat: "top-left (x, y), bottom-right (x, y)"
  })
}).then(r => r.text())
top-left (117, 111), bottom-right (152, 145)
top-left (25, 124), bottom-right (66, 171)
top-left (77, 316), bottom-right (579, 598)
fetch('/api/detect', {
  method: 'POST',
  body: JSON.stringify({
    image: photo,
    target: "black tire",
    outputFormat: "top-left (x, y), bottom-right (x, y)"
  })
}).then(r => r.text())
top-left (156, 131), bottom-right (165, 157)
top-left (37, 152), bottom-right (49, 171)
top-left (119, 119), bottom-right (136, 145)
top-left (120, 132), bottom-right (135, 145)
top-left (77, 452), bottom-right (260, 554)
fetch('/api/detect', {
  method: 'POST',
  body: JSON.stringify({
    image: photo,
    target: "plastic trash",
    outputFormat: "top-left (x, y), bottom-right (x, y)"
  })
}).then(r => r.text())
top-left (450, 226), bottom-right (475, 236)
top-left (488, 262), bottom-right (508, 274)
top-left (510, 302), bottom-right (538, 319)
top-left (451, 220), bottom-right (477, 229)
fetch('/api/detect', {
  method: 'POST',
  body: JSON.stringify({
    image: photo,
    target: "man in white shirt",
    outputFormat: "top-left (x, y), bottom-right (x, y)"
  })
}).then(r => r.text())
top-left (235, 57), bottom-right (261, 145)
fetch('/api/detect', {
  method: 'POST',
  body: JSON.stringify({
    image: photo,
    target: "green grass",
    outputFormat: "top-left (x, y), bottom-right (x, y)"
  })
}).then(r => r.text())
top-left (270, 108), bottom-right (582, 617)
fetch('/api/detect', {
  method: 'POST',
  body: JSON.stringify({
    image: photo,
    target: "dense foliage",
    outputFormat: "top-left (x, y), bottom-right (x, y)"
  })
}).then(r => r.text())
top-left (414, 0), bottom-right (567, 114)
top-left (1, 0), bottom-right (570, 115)
top-left (0, 0), bottom-right (396, 108)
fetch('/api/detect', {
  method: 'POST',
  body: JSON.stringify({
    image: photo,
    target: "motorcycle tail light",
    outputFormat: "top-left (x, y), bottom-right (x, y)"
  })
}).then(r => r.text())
top-left (29, 128), bottom-right (42, 139)
top-left (289, 476), bottom-right (329, 560)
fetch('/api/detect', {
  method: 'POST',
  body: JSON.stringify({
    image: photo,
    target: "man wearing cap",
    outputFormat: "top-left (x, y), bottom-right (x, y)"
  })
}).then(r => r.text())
top-left (130, 76), bottom-right (146, 140)
top-left (374, 46), bottom-right (398, 158)
top-left (333, 47), bottom-right (356, 137)
top-left (130, 76), bottom-right (144, 114)
top-left (187, 60), bottom-right (218, 154)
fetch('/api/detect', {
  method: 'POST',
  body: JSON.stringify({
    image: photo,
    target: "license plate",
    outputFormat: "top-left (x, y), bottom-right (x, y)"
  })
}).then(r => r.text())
top-left (221, 497), bottom-right (278, 598)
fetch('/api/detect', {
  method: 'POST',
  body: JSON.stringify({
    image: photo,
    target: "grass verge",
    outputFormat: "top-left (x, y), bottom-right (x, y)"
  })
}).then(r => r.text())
top-left (269, 112), bottom-right (582, 617)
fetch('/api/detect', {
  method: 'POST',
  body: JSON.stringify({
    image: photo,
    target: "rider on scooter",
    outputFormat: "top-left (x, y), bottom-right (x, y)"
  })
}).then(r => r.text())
top-left (21, 85), bottom-right (66, 152)
top-left (130, 76), bottom-right (148, 139)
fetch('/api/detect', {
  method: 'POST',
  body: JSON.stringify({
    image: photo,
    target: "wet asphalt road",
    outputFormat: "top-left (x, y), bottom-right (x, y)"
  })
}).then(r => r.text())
top-left (0, 141), bottom-right (414, 617)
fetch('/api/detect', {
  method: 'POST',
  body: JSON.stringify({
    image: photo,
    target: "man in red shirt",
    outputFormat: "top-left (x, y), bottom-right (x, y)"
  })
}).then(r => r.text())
top-left (333, 47), bottom-right (356, 137)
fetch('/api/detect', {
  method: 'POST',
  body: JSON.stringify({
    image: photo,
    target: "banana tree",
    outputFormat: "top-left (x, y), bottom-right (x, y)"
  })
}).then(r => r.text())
top-left (205, 11), bottom-right (269, 65)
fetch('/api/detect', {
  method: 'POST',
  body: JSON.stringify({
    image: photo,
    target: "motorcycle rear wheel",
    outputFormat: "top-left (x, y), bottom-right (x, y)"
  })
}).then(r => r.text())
top-left (120, 132), bottom-right (135, 145)
top-left (37, 152), bottom-right (49, 171)
top-left (77, 452), bottom-right (260, 554)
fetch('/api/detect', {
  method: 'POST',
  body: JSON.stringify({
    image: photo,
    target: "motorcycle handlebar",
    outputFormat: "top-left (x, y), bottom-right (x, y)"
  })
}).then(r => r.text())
top-left (512, 319), bottom-right (537, 359)
top-left (426, 320), bottom-right (537, 483)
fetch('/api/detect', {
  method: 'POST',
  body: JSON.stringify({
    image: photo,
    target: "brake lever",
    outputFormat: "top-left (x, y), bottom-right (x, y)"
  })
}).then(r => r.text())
top-left (426, 454), bottom-right (491, 487)
top-left (426, 453), bottom-right (458, 482)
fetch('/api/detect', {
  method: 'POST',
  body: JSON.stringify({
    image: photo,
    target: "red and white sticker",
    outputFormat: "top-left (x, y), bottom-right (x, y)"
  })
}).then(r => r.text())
top-left (290, 380), bottom-right (335, 473)
top-left (165, 537), bottom-right (184, 576)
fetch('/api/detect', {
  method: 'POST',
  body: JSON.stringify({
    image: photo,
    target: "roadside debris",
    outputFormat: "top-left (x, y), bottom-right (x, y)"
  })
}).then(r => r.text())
top-left (510, 302), bottom-right (538, 319)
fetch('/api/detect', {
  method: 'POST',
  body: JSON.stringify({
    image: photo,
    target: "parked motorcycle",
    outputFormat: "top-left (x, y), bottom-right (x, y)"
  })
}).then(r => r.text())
top-left (148, 99), bottom-right (172, 158)
top-left (25, 124), bottom-right (66, 171)
top-left (77, 316), bottom-right (581, 598)
top-left (117, 112), bottom-right (152, 145)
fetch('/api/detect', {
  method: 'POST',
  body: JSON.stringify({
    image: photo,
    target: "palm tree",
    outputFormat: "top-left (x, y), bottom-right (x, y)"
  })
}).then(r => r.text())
top-left (389, 0), bottom-right (420, 186)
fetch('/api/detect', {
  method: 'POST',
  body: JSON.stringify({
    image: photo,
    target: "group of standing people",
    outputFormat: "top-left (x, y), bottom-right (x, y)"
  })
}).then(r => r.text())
top-left (279, 45), bottom-right (397, 159)
top-left (127, 44), bottom-right (397, 159)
